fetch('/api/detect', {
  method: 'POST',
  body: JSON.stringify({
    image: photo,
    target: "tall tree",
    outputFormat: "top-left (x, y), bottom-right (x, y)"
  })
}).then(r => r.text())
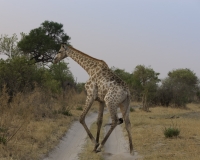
top-left (0, 34), bottom-right (20, 58)
top-left (18, 21), bottom-right (70, 63)
top-left (111, 67), bottom-right (132, 85)
top-left (49, 61), bottom-right (75, 91)
top-left (132, 65), bottom-right (160, 111)
top-left (111, 67), bottom-right (136, 99)
top-left (166, 68), bottom-right (199, 107)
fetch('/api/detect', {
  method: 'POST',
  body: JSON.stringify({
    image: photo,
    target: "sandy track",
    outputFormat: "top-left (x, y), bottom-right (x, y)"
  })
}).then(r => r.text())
top-left (44, 112), bottom-right (141, 160)
top-left (103, 118), bottom-right (141, 160)
top-left (43, 113), bottom-right (97, 160)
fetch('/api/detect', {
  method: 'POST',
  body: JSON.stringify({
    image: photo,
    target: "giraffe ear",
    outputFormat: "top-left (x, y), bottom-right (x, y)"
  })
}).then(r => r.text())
top-left (61, 43), bottom-right (67, 49)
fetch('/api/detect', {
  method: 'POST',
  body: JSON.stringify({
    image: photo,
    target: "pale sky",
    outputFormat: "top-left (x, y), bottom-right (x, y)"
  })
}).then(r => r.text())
top-left (0, 0), bottom-right (200, 82)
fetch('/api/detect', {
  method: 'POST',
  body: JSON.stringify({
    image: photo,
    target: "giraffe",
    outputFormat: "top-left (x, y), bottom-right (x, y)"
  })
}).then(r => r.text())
top-left (53, 43), bottom-right (134, 155)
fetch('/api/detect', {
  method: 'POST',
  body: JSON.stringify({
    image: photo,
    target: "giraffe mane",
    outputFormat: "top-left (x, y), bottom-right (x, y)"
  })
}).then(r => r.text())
top-left (68, 46), bottom-right (109, 67)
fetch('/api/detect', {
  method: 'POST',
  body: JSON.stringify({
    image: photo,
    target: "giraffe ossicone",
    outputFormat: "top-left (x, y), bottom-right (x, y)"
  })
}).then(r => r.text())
top-left (54, 43), bottom-right (134, 155)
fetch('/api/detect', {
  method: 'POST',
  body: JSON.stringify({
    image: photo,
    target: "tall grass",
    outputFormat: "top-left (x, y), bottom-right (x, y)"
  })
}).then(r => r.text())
top-left (0, 86), bottom-right (86, 159)
top-left (128, 103), bottom-right (200, 160)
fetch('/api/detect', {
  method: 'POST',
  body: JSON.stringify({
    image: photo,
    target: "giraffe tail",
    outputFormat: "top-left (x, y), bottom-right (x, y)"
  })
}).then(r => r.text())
top-left (116, 92), bottom-right (131, 126)
top-left (104, 118), bottom-right (123, 126)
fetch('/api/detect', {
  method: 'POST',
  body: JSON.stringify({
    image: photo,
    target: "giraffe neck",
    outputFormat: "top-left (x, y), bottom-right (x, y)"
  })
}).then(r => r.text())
top-left (66, 47), bottom-right (108, 76)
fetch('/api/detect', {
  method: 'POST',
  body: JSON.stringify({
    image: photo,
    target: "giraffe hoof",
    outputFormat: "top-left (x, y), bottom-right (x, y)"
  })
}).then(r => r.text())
top-left (93, 143), bottom-right (99, 151)
top-left (96, 144), bottom-right (102, 153)
top-left (95, 149), bottom-right (101, 153)
top-left (130, 150), bottom-right (134, 155)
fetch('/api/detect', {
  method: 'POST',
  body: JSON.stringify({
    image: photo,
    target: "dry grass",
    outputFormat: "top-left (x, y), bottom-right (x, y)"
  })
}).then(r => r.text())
top-left (129, 103), bottom-right (200, 160)
top-left (0, 87), bottom-right (86, 160)
top-left (1, 85), bottom-right (200, 160)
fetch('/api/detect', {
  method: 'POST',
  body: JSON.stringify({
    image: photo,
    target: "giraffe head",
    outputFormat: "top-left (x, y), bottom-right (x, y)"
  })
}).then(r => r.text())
top-left (53, 43), bottom-right (68, 63)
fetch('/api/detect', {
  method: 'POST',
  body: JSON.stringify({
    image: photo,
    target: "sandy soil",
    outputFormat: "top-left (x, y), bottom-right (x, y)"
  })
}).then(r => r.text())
top-left (43, 113), bottom-right (97, 160)
top-left (103, 118), bottom-right (142, 160)
top-left (44, 112), bottom-right (142, 160)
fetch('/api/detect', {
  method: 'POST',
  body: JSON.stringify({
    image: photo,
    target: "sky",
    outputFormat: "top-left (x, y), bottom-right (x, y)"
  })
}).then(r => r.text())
top-left (0, 0), bottom-right (200, 82)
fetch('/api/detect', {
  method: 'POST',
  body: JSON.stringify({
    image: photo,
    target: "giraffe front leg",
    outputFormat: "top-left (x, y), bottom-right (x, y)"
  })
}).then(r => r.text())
top-left (93, 101), bottom-right (105, 151)
top-left (79, 95), bottom-right (96, 145)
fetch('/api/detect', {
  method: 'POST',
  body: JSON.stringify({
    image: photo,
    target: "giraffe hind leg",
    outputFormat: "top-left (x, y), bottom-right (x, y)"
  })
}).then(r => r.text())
top-left (124, 114), bottom-right (134, 155)
top-left (120, 99), bottom-right (134, 155)
top-left (96, 102), bottom-right (119, 152)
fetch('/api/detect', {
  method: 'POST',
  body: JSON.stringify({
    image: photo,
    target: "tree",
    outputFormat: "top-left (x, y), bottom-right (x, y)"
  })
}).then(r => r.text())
top-left (18, 21), bottom-right (70, 63)
top-left (196, 84), bottom-right (200, 102)
top-left (0, 34), bottom-right (20, 58)
top-left (49, 61), bottom-right (75, 91)
top-left (157, 78), bottom-right (174, 107)
top-left (111, 67), bottom-right (137, 99)
top-left (164, 68), bottom-right (199, 107)
top-left (111, 67), bottom-right (132, 85)
top-left (0, 56), bottom-right (39, 97)
top-left (132, 65), bottom-right (160, 111)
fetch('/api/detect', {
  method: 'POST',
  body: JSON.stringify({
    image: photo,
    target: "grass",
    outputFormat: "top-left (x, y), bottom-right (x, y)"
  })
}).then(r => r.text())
top-left (61, 109), bottom-right (73, 116)
top-left (1, 85), bottom-right (200, 160)
top-left (0, 88), bottom-right (86, 160)
top-left (128, 103), bottom-right (200, 160)
top-left (130, 107), bottom-right (135, 112)
top-left (0, 136), bottom-right (6, 145)
top-left (76, 106), bottom-right (83, 110)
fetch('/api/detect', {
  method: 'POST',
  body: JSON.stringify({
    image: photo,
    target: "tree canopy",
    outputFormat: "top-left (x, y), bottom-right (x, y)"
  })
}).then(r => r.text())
top-left (159, 68), bottom-right (199, 107)
top-left (0, 34), bottom-right (20, 58)
top-left (18, 21), bottom-right (70, 63)
top-left (132, 65), bottom-right (160, 110)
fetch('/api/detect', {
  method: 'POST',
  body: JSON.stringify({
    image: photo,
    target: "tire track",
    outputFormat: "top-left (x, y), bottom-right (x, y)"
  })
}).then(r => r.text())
top-left (43, 113), bottom-right (97, 160)
top-left (103, 117), bottom-right (142, 160)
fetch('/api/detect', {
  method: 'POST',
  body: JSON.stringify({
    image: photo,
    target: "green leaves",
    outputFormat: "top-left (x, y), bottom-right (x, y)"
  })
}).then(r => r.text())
top-left (18, 20), bottom-right (70, 63)
top-left (132, 65), bottom-right (160, 110)
top-left (164, 127), bottom-right (180, 138)
top-left (168, 68), bottom-right (198, 86)
top-left (49, 61), bottom-right (75, 92)
top-left (0, 56), bottom-right (75, 96)
top-left (159, 69), bottom-right (199, 107)
top-left (0, 34), bottom-right (20, 58)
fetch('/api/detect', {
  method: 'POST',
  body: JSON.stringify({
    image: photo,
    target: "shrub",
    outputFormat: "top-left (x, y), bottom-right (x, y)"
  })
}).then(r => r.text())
top-left (0, 136), bottom-right (6, 145)
top-left (130, 107), bottom-right (135, 112)
top-left (164, 127), bottom-right (180, 138)
top-left (61, 109), bottom-right (72, 116)
top-left (76, 106), bottom-right (83, 111)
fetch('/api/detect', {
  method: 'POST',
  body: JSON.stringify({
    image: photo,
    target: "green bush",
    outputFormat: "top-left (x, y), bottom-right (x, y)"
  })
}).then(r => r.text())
top-left (0, 56), bottom-right (76, 96)
top-left (164, 127), bottom-right (180, 138)
top-left (130, 107), bottom-right (135, 112)
top-left (61, 110), bottom-right (72, 116)
top-left (76, 106), bottom-right (83, 111)
top-left (0, 136), bottom-right (6, 145)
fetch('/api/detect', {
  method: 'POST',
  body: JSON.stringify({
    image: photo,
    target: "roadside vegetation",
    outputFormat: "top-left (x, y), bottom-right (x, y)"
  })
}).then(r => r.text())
top-left (0, 20), bottom-right (200, 159)
top-left (128, 103), bottom-right (200, 160)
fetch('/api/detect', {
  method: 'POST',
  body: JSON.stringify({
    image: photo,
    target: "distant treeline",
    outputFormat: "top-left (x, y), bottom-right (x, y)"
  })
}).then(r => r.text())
top-left (112, 66), bottom-right (200, 110)
top-left (0, 20), bottom-right (199, 110)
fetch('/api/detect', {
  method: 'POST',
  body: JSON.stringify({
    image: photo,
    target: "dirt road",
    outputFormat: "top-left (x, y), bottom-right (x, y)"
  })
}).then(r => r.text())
top-left (43, 113), bottom-right (97, 160)
top-left (44, 112), bottom-right (141, 160)
top-left (103, 118), bottom-right (141, 160)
